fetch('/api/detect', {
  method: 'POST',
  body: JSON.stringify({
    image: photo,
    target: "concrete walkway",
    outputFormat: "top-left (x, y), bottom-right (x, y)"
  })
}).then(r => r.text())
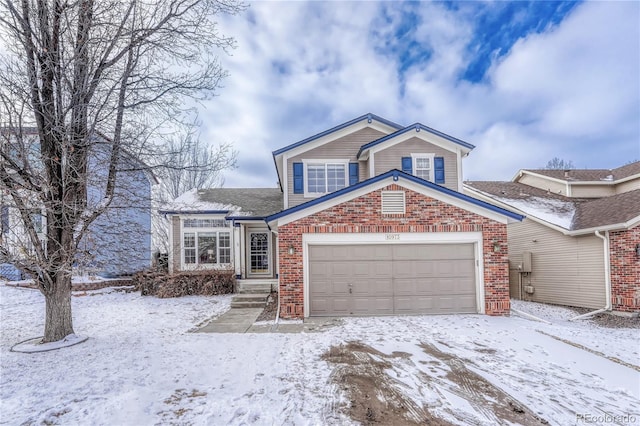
top-left (195, 308), bottom-right (341, 334)
top-left (195, 308), bottom-right (263, 333)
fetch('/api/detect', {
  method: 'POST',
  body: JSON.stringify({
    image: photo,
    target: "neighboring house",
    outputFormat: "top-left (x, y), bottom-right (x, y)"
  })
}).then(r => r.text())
top-left (0, 128), bottom-right (154, 279)
top-left (162, 113), bottom-right (523, 319)
top-left (464, 162), bottom-right (640, 315)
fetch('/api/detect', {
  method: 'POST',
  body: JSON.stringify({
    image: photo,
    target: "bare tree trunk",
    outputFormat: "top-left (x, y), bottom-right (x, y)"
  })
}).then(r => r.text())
top-left (43, 272), bottom-right (74, 342)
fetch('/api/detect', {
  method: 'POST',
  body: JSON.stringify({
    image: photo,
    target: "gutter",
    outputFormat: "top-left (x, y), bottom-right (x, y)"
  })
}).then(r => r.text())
top-left (570, 230), bottom-right (612, 320)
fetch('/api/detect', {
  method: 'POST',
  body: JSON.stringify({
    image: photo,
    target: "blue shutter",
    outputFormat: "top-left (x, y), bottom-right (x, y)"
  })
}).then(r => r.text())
top-left (401, 157), bottom-right (412, 174)
top-left (293, 163), bottom-right (303, 194)
top-left (349, 163), bottom-right (359, 185)
top-left (434, 157), bottom-right (445, 184)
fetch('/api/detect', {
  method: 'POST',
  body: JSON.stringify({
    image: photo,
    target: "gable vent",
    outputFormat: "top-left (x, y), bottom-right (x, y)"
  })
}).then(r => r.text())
top-left (381, 191), bottom-right (405, 214)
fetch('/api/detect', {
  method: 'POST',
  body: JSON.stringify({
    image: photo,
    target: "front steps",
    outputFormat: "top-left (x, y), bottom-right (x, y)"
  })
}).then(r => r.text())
top-left (230, 293), bottom-right (271, 309)
top-left (231, 279), bottom-right (277, 309)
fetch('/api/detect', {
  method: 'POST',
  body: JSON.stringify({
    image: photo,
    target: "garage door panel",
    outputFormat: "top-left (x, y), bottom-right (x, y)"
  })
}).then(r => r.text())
top-left (356, 279), bottom-right (393, 296)
top-left (352, 297), bottom-right (393, 315)
top-left (308, 243), bottom-right (477, 316)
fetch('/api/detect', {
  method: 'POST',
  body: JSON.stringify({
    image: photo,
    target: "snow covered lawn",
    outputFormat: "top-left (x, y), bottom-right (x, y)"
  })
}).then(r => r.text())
top-left (1, 285), bottom-right (638, 425)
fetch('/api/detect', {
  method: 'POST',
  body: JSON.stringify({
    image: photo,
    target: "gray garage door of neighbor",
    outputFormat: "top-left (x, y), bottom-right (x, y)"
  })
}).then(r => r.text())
top-left (309, 243), bottom-right (477, 316)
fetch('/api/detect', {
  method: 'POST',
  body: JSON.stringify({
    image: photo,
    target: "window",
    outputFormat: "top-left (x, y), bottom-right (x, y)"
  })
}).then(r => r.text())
top-left (183, 231), bottom-right (231, 266)
top-left (184, 218), bottom-right (228, 228)
top-left (412, 154), bottom-right (434, 182)
top-left (184, 233), bottom-right (196, 264)
top-left (305, 161), bottom-right (347, 196)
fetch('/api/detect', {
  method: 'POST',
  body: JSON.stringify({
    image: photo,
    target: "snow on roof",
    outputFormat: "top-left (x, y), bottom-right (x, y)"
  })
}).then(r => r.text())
top-left (495, 196), bottom-right (575, 229)
top-left (165, 188), bottom-right (243, 213)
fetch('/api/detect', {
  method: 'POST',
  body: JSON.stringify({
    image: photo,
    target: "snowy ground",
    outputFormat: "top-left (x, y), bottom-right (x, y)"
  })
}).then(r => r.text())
top-left (1, 285), bottom-right (638, 425)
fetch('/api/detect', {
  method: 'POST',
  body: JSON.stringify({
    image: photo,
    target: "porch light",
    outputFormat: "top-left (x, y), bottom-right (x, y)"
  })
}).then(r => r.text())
top-left (636, 243), bottom-right (640, 258)
top-left (288, 245), bottom-right (295, 255)
top-left (493, 240), bottom-right (500, 252)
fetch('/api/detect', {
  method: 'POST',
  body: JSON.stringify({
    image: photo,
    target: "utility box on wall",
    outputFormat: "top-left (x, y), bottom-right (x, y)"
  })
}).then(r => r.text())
top-left (520, 251), bottom-right (532, 273)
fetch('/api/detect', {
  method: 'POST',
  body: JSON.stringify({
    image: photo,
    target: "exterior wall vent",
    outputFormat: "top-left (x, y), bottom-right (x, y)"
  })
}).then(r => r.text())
top-left (381, 191), bottom-right (405, 215)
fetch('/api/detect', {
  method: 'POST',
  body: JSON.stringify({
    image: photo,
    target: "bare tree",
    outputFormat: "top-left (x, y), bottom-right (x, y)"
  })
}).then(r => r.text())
top-left (0, 0), bottom-right (245, 342)
top-left (160, 120), bottom-right (238, 200)
top-left (544, 157), bottom-right (575, 170)
top-left (152, 119), bottom-right (237, 255)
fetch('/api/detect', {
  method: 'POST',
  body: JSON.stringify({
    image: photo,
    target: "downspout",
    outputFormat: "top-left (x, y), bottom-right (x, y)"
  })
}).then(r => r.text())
top-left (268, 228), bottom-right (281, 328)
top-left (570, 230), bottom-right (612, 321)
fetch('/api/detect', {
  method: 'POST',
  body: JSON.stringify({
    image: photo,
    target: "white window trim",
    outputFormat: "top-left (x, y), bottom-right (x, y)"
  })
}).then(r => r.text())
top-left (181, 219), bottom-right (233, 269)
top-left (411, 153), bottom-right (435, 182)
top-left (302, 159), bottom-right (349, 198)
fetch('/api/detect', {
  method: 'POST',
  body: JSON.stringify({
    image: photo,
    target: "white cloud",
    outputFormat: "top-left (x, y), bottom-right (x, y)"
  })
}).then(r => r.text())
top-left (197, 1), bottom-right (639, 188)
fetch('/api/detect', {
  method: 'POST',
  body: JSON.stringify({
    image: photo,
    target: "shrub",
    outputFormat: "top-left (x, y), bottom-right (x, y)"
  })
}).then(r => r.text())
top-left (133, 269), bottom-right (235, 298)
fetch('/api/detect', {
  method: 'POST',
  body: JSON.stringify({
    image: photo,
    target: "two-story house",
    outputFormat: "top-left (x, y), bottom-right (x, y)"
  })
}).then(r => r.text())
top-left (464, 163), bottom-right (640, 315)
top-left (161, 113), bottom-right (523, 319)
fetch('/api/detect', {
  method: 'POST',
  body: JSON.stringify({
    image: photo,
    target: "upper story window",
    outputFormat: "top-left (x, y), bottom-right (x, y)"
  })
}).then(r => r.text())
top-left (401, 154), bottom-right (445, 184)
top-left (412, 154), bottom-right (434, 182)
top-left (304, 160), bottom-right (348, 197)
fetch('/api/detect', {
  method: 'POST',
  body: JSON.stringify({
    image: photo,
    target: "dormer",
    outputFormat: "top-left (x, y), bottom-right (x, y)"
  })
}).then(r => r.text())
top-left (272, 114), bottom-right (475, 209)
top-left (356, 123), bottom-right (474, 193)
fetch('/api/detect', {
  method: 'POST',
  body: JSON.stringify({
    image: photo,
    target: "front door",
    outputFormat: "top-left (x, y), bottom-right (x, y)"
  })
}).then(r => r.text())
top-left (247, 231), bottom-right (271, 277)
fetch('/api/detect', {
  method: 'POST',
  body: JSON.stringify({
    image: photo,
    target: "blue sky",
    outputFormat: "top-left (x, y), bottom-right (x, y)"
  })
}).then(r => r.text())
top-left (198, 1), bottom-right (639, 188)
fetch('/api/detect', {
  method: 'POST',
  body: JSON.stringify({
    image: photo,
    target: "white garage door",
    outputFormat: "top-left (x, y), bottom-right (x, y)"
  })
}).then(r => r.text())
top-left (309, 243), bottom-right (477, 316)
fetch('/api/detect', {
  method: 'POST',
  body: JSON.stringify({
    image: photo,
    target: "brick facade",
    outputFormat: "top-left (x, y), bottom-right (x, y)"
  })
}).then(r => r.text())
top-left (277, 184), bottom-right (510, 319)
top-left (609, 226), bottom-right (640, 313)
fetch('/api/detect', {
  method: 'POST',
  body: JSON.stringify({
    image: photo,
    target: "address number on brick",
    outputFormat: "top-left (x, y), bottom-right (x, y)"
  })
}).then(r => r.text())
top-left (385, 233), bottom-right (400, 240)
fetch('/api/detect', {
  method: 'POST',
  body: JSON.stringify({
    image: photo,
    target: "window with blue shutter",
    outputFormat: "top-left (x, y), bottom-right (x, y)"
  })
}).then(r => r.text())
top-left (293, 162), bottom-right (303, 194)
top-left (349, 163), bottom-right (359, 185)
top-left (434, 157), bottom-right (445, 184)
top-left (401, 157), bottom-right (412, 174)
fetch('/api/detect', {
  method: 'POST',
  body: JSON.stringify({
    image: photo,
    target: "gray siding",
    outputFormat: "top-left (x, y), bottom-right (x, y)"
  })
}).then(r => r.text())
top-left (171, 216), bottom-right (181, 273)
top-left (519, 174), bottom-right (567, 195)
top-left (508, 218), bottom-right (606, 309)
top-left (286, 128), bottom-right (386, 208)
top-left (570, 184), bottom-right (614, 198)
top-left (373, 137), bottom-right (458, 191)
top-left (615, 178), bottom-right (640, 194)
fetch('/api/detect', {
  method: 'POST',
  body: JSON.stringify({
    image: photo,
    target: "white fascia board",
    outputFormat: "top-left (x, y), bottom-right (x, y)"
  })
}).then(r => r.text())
top-left (457, 148), bottom-right (464, 192)
top-left (369, 155), bottom-right (375, 178)
top-left (274, 177), bottom-right (511, 227)
top-left (282, 153), bottom-right (288, 208)
top-left (366, 127), bottom-right (469, 161)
